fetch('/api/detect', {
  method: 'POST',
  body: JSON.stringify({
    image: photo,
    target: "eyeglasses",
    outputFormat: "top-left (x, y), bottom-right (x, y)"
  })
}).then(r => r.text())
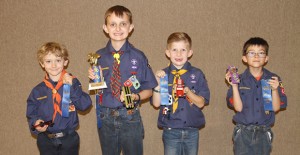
top-left (246, 51), bottom-right (267, 58)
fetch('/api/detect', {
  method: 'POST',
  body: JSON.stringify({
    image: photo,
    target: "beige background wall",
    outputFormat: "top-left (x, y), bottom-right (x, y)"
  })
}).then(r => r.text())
top-left (1, 0), bottom-right (299, 154)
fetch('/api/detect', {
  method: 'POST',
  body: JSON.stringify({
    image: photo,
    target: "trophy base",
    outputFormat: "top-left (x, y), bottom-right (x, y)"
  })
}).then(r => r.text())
top-left (89, 81), bottom-right (107, 90)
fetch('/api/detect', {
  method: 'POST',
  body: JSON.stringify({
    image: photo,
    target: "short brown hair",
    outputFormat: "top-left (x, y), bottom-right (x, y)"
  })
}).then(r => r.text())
top-left (104, 5), bottom-right (132, 25)
top-left (37, 42), bottom-right (69, 63)
top-left (167, 32), bottom-right (192, 49)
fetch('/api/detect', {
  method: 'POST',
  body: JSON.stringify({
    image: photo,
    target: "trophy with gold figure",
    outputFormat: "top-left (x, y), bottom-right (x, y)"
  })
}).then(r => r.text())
top-left (88, 52), bottom-right (107, 90)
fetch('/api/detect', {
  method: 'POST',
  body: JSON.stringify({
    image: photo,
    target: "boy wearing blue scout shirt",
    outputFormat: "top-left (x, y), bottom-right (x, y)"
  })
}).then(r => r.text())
top-left (88, 5), bottom-right (157, 155)
top-left (225, 37), bottom-right (287, 155)
top-left (26, 42), bottom-right (92, 155)
top-left (152, 32), bottom-right (210, 155)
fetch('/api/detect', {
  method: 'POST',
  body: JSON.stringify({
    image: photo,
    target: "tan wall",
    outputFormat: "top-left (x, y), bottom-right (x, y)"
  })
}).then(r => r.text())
top-left (1, 0), bottom-right (299, 154)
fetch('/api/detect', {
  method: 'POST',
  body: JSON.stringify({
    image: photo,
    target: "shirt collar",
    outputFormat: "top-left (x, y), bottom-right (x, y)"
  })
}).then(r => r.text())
top-left (168, 61), bottom-right (191, 72)
top-left (243, 68), bottom-right (273, 80)
top-left (106, 39), bottom-right (130, 53)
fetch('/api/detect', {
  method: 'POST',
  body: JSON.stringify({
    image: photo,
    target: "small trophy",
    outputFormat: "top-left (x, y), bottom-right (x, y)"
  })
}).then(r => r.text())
top-left (88, 52), bottom-right (107, 90)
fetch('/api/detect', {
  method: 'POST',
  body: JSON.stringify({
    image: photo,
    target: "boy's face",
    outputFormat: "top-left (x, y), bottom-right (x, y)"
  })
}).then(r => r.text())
top-left (103, 12), bottom-right (134, 43)
top-left (165, 41), bottom-right (193, 69)
top-left (242, 45), bottom-right (269, 68)
top-left (40, 53), bottom-right (68, 81)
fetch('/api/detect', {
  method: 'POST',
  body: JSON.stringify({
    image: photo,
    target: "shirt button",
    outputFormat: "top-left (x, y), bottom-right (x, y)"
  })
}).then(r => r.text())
top-left (256, 98), bottom-right (259, 101)
top-left (256, 85), bottom-right (259, 88)
top-left (181, 108), bottom-right (184, 111)
top-left (255, 122), bottom-right (258, 124)
top-left (184, 121), bottom-right (186, 124)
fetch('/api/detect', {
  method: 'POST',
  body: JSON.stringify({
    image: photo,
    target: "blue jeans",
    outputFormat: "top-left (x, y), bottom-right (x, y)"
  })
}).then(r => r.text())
top-left (233, 124), bottom-right (273, 155)
top-left (97, 106), bottom-right (144, 155)
top-left (163, 128), bottom-right (199, 155)
top-left (37, 130), bottom-right (79, 155)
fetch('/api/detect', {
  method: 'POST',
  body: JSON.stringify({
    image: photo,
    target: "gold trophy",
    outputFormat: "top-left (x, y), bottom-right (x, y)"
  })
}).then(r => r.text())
top-left (88, 53), bottom-right (107, 90)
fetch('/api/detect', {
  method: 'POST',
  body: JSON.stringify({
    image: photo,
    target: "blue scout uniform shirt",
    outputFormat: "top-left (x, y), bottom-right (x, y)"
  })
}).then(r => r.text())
top-left (157, 62), bottom-right (210, 129)
top-left (97, 40), bottom-right (158, 108)
top-left (226, 68), bottom-right (287, 127)
top-left (27, 77), bottom-right (92, 135)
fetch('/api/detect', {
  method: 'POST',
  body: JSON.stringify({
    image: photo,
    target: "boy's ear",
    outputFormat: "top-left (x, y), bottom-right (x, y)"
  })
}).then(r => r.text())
top-left (64, 60), bottom-right (69, 67)
top-left (165, 49), bottom-right (171, 58)
top-left (129, 24), bottom-right (134, 33)
top-left (39, 62), bottom-right (45, 68)
top-left (188, 50), bottom-right (193, 57)
top-left (242, 56), bottom-right (248, 63)
top-left (103, 24), bottom-right (108, 33)
top-left (265, 56), bottom-right (269, 63)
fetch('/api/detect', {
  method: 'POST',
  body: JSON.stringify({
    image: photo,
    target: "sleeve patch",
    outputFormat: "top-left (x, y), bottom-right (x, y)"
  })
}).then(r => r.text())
top-left (229, 97), bottom-right (234, 105)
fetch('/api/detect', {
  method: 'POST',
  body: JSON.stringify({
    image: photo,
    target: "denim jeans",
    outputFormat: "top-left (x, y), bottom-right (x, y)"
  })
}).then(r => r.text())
top-left (163, 128), bottom-right (199, 155)
top-left (37, 130), bottom-right (79, 155)
top-left (233, 124), bottom-right (273, 155)
top-left (97, 106), bottom-right (144, 155)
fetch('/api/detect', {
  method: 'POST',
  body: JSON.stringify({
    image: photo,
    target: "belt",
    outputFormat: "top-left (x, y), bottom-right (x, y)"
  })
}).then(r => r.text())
top-left (46, 130), bottom-right (75, 139)
top-left (110, 108), bottom-right (135, 117)
top-left (100, 105), bottom-right (137, 117)
top-left (47, 132), bottom-right (64, 138)
top-left (163, 127), bottom-right (197, 130)
top-left (237, 124), bottom-right (269, 132)
top-left (110, 109), bottom-right (120, 116)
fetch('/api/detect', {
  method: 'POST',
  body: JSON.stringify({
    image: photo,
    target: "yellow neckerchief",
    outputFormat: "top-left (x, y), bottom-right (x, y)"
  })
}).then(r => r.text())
top-left (171, 69), bottom-right (188, 113)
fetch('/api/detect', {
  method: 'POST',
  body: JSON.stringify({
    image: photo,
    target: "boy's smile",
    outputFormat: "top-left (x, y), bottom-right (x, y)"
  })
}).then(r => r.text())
top-left (175, 58), bottom-right (184, 62)
top-left (40, 53), bottom-right (68, 81)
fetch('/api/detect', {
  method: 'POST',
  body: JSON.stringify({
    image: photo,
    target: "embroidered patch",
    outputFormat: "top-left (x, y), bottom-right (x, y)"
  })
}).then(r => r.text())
top-left (281, 87), bottom-right (285, 95)
top-left (102, 67), bottom-right (109, 70)
top-left (239, 87), bottom-right (250, 90)
top-left (190, 74), bottom-right (196, 79)
top-left (279, 81), bottom-right (285, 95)
top-left (131, 59), bottom-right (138, 65)
top-left (132, 66), bottom-right (137, 69)
top-left (69, 105), bottom-right (76, 112)
top-left (229, 97), bottom-right (234, 105)
top-left (37, 96), bottom-right (47, 100)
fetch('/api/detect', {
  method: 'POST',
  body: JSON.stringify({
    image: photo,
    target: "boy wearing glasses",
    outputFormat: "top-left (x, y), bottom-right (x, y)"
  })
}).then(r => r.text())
top-left (225, 37), bottom-right (287, 155)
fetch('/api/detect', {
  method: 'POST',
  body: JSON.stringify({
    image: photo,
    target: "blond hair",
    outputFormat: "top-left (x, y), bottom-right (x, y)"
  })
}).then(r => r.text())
top-left (167, 32), bottom-right (192, 49)
top-left (37, 42), bottom-right (69, 63)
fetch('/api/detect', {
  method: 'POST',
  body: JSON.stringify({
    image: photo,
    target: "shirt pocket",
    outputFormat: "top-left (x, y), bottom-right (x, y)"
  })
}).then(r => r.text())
top-left (101, 66), bottom-right (111, 79)
top-left (239, 88), bottom-right (252, 108)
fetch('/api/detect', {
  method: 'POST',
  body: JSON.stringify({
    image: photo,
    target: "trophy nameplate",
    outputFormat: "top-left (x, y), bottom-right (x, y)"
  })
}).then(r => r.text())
top-left (88, 53), bottom-right (107, 90)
